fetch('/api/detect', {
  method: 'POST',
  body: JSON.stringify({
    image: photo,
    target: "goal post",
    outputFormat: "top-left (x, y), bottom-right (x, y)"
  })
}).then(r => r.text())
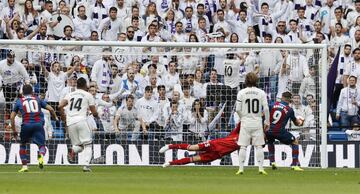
top-left (0, 40), bottom-right (328, 168)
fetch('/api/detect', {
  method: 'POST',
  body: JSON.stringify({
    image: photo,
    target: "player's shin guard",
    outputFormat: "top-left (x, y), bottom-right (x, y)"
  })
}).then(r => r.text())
top-left (291, 144), bottom-right (300, 166)
top-left (238, 147), bottom-right (247, 172)
top-left (169, 144), bottom-right (190, 150)
top-left (19, 144), bottom-right (28, 166)
top-left (83, 144), bottom-right (92, 166)
top-left (255, 146), bottom-right (265, 171)
top-left (169, 157), bottom-right (192, 165)
top-left (38, 145), bottom-right (46, 157)
top-left (268, 143), bottom-right (275, 164)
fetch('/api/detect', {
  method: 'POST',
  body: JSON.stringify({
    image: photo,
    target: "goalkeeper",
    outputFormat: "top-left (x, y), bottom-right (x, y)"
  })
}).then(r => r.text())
top-left (266, 92), bottom-right (305, 171)
top-left (159, 123), bottom-right (241, 167)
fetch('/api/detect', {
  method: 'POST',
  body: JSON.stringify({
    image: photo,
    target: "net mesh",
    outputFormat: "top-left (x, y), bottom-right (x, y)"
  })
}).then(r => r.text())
top-left (0, 42), bottom-right (324, 167)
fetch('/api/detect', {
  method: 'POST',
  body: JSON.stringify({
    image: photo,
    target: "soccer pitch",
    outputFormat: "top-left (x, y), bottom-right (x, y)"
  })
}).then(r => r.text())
top-left (0, 166), bottom-right (359, 194)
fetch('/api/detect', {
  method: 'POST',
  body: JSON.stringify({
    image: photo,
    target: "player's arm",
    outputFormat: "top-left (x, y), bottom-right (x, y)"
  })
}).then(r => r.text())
top-left (290, 109), bottom-right (304, 126)
top-left (262, 92), bottom-right (270, 131)
top-left (58, 99), bottom-right (68, 123)
top-left (235, 92), bottom-right (242, 118)
top-left (89, 105), bottom-right (99, 118)
top-left (10, 101), bottom-right (20, 138)
top-left (45, 104), bottom-right (58, 121)
top-left (10, 111), bottom-right (17, 137)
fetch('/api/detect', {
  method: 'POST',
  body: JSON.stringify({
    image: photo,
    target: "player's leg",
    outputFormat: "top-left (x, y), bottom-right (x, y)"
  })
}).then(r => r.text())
top-left (77, 121), bottom-right (93, 172)
top-left (163, 152), bottom-right (218, 167)
top-left (236, 128), bottom-right (251, 174)
top-left (252, 129), bottom-right (267, 175)
top-left (279, 132), bottom-right (303, 171)
top-left (18, 125), bottom-right (31, 172)
top-left (67, 123), bottom-right (83, 163)
top-left (32, 123), bottom-right (47, 169)
top-left (265, 132), bottom-right (277, 170)
top-left (290, 139), bottom-right (304, 171)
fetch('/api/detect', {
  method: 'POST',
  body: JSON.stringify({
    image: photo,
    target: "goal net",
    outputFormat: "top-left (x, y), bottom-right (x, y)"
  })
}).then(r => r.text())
top-left (0, 40), bottom-right (327, 168)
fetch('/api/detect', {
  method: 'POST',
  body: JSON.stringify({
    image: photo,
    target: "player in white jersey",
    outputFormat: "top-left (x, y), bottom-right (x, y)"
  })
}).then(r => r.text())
top-left (235, 72), bottom-right (270, 175)
top-left (223, 53), bottom-right (241, 89)
top-left (58, 78), bottom-right (98, 172)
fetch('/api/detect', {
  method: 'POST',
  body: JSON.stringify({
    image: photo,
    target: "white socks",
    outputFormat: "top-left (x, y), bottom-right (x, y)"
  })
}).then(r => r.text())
top-left (83, 144), bottom-right (92, 166)
top-left (238, 147), bottom-right (247, 171)
top-left (255, 146), bottom-right (264, 171)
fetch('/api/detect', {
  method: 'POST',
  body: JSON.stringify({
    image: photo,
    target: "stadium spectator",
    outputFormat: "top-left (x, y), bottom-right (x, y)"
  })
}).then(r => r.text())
top-left (164, 100), bottom-right (184, 141)
top-left (98, 7), bottom-right (122, 41)
top-left (135, 86), bottom-right (160, 140)
top-left (187, 99), bottom-right (208, 141)
top-left (113, 94), bottom-right (138, 140)
top-left (0, 51), bottom-right (30, 111)
top-left (336, 75), bottom-right (360, 130)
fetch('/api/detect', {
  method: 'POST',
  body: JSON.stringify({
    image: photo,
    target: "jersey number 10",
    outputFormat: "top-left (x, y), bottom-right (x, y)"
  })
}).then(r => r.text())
top-left (22, 100), bottom-right (39, 113)
top-left (69, 98), bottom-right (83, 111)
top-left (245, 99), bottom-right (259, 114)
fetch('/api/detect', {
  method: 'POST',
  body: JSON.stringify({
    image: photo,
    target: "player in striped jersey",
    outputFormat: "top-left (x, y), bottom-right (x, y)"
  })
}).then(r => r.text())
top-left (11, 85), bottom-right (58, 172)
top-left (266, 92), bottom-right (305, 171)
top-left (235, 72), bottom-right (270, 175)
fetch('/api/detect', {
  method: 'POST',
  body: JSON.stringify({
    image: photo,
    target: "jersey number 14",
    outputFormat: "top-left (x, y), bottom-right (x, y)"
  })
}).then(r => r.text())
top-left (69, 98), bottom-right (83, 111)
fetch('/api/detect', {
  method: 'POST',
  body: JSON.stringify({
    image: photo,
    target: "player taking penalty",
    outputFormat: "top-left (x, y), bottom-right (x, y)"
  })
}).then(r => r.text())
top-left (11, 85), bottom-right (58, 172)
top-left (235, 72), bottom-right (270, 175)
top-left (159, 123), bottom-right (240, 167)
top-left (266, 91), bottom-right (305, 171)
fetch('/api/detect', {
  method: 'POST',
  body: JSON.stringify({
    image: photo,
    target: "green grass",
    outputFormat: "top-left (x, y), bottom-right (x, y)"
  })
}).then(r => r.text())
top-left (0, 165), bottom-right (359, 194)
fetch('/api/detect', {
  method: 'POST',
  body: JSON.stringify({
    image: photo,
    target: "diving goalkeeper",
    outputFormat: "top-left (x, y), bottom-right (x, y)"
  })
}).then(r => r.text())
top-left (159, 123), bottom-right (240, 167)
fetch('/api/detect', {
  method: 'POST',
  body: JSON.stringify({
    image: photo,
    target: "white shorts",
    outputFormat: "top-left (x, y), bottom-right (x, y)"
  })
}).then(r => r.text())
top-left (68, 120), bottom-right (92, 146)
top-left (237, 127), bottom-right (265, 146)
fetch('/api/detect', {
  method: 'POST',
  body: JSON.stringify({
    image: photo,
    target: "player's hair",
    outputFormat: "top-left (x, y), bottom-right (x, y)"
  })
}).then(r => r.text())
top-left (157, 85), bottom-right (165, 90)
top-left (282, 91), bottom-right (292, 101)
top-left (77, 77), bottom-right (87, 89)
top-left (22, 85), bottom-right (33, 95)
top-left (126, 94), bottom-right (134, 100)
top-left (244, 72), bottom-right (258, 87)
top-left (292, 94), bottom-right (301, 98)
top-left (109, 7), bottom-right (118, 13)
top-left (144, 85), bottom-right (153, 92)
top-left (353, 48), bottom-right (360, 54)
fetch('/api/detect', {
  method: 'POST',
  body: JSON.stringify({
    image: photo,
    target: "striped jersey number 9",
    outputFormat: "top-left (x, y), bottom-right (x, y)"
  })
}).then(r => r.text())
top-left (272, 110), bottom-right (282, 124)
top-left (225, 65), bottom-right (233, 76)
top-left (22, 100), bottom-right (39, 113)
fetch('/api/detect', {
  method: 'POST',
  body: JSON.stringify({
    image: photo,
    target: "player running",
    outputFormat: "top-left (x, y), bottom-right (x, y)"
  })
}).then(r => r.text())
top-left (235, 72), bottom-right (270, 175)
top-left (266, 91), bottom-right (305, 171)
top-left (59, 77), bottom-right (99, 172)
top-left (11, 84), bottom-right (58, 172)
top-left (159, 123), bottom-right (241, 167)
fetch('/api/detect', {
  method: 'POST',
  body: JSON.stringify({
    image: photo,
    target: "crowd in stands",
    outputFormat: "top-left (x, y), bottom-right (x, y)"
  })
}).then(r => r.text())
top-left (0, 0), bottom-right (359, 142)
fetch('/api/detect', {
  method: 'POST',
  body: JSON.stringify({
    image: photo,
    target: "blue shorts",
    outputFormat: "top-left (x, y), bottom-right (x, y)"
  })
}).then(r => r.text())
top-left (265, 131), bottom-right (295, 145)
top-left (20, 122), bottom-right (45, 145)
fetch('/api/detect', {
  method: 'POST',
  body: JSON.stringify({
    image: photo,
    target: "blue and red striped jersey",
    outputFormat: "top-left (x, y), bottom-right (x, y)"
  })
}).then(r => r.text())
top-left (12, 95), bottom-right (47, 124)
top-left (269, 101), bottom-right (297, 134)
